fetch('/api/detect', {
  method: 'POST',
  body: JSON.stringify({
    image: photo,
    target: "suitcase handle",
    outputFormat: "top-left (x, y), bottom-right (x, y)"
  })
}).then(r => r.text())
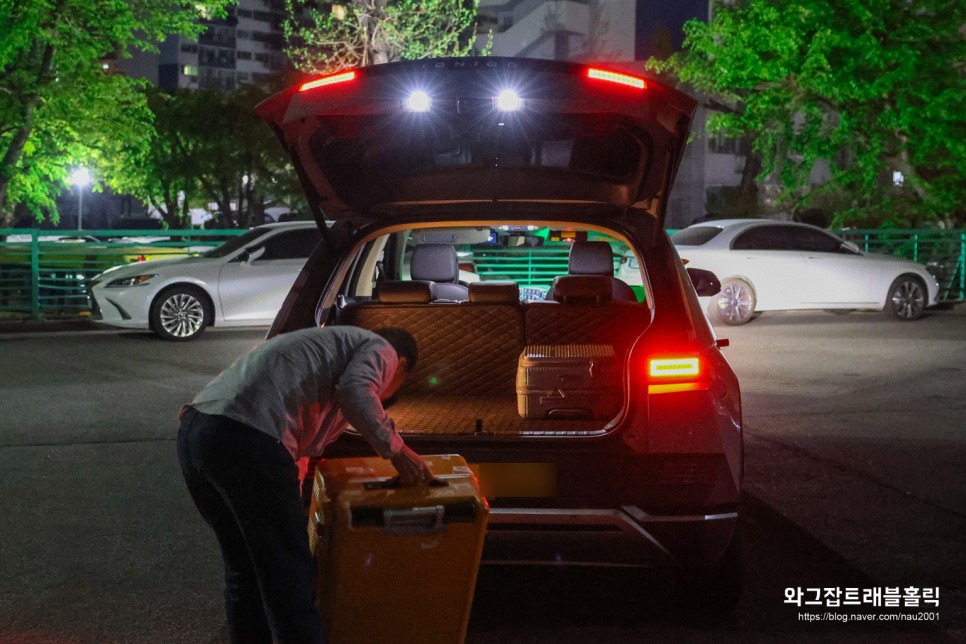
top-left (351, 500), bottom-right (478, 532)
top-left (363, 476), bottom-right (448, 490)
top-left (383, 505), bottom-right (446, 533)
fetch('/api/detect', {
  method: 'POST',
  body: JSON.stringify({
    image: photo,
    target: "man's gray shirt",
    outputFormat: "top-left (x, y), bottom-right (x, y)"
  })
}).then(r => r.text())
top-left (190, 326), bottom-right (405, 460)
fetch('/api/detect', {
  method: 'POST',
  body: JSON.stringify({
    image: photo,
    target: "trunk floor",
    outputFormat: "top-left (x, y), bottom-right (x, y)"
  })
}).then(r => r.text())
top-left (387, 396), bottom-right (606, 435)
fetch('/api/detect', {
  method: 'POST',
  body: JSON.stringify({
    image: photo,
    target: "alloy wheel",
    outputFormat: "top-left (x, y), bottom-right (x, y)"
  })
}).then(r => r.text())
top-left (159, 292), bottom-right (206, 339)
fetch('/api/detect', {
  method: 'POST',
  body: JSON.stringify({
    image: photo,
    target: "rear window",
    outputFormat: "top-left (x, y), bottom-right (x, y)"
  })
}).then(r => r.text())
top-left (343, 224), bottom-right (645, 303)
top-left (670, 226), bottom-right (723, 246)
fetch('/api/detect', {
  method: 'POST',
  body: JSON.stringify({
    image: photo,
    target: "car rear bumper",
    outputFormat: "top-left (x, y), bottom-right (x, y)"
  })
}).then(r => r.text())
top-left (483, 505), bottom-right (738, 570)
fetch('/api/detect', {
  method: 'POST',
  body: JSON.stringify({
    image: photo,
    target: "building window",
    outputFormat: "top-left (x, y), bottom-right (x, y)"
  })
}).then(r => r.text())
top-left (709, 133), bottom-right (751, 156)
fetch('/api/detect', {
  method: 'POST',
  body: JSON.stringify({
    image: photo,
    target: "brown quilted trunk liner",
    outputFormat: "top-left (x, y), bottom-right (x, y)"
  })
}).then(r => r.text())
top-left (388, 396), bottom-right (602, 435)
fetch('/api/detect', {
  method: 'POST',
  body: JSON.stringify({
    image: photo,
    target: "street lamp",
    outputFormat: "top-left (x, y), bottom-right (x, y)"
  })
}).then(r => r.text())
top-left (70, 167), bottom-right (91, 230)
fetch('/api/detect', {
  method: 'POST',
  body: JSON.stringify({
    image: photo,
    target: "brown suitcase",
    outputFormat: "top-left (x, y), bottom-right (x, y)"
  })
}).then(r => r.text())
top-left (516, 344), bottom-right (621, 420)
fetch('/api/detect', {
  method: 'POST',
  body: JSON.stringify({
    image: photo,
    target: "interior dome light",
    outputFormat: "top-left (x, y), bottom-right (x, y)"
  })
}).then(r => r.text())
top-left (406, 91), bottom-right (432, 112)
top-left (495, 89), bottom-right (522, 111)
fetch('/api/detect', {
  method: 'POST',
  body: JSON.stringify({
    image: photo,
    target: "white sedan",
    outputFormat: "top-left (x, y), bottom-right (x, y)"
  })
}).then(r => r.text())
top-left (90, 222), bottom-right (321, 340)
top-left (661, 219), bottom-right (939, 325)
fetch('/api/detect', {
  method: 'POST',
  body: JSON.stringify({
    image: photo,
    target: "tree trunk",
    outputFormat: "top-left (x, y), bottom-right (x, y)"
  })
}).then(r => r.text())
top-left (738, 150), bottom-right (762, 207)
top-left (0, 42), bottom-right (57, 216)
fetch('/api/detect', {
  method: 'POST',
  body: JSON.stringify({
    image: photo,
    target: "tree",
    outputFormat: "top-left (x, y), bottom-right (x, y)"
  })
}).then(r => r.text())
top-left (136, 83), bottom-right (301, 229)
top-left (283, 0), bottom-right (486, 74)
top-left (0, 0), bottom-right (231, 225)
top-left (646, 0), bottom-right (966, 227)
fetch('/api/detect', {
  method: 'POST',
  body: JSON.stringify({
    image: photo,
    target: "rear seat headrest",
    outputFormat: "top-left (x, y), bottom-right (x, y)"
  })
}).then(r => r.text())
top-left (376, 281), bottom-right (432, 303)
top-left (552, 275), bottom-right (613, 304)
top-left (568, 241), bottom-right (616, 276)
top-left (411, 243), bottom-right (459, 283)
top-left (468, 281), bottom-right (519, 304)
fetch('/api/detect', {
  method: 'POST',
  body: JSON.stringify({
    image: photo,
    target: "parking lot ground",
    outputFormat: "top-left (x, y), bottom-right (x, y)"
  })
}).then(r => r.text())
top-left (1, 306), bottom-right (964, 642)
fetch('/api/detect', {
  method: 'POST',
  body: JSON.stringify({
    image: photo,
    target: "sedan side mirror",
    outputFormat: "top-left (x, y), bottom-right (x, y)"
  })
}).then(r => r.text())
top-left (687, 267), bottom-right (721, 296)
top-left (840, 240), bottom-right (862, 255)
top-left (243, 246), bottom-right (266, 263)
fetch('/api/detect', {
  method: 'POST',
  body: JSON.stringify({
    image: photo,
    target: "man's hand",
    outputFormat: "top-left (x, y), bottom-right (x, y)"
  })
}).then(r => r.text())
top-left (389, 445), bottom-right (434, 487)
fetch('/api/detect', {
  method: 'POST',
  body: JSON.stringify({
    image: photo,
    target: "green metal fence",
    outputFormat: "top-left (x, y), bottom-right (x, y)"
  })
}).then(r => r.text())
top-left (0, 229), bottom-right (246, 320)
top-left (0, 226), bottom-right (962, 321)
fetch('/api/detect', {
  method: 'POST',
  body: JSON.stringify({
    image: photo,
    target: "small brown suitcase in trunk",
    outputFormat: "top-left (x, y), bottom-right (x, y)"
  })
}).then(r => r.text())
top-left (516, 344), bottom-right (621, 420)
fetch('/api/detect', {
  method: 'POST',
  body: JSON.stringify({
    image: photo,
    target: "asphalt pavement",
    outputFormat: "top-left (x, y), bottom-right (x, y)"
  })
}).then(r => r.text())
top-left (1, 306), bottom-right (964, 643)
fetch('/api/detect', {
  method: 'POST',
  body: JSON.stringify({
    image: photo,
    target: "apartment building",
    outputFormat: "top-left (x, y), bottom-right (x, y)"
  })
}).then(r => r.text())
top-left (120, 0), bottom-right (288, 92)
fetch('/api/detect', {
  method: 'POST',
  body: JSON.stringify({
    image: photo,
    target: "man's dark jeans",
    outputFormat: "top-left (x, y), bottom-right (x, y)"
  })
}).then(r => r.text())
top-left (177, 408), bottom-right (326, 644)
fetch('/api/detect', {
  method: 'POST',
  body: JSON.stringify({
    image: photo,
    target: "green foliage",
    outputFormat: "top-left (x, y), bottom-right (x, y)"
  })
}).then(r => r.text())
top-left (135, 83), bottom-right (301, 229)
top-left (284, 0), bottom-right (486, 74)
top-left (647, 0), bottom-right (966, 227)
top-left (0, 0), bottom-right (231, 224)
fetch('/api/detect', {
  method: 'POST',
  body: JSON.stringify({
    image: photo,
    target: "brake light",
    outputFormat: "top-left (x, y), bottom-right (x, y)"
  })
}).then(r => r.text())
top-left (299, 70), bottom-right (357, 93)
top-left (587, 68), bottom-right (646, 90)
top-left (647, 356), bottom-right (705, 394)
top-left (649, 357), bottom-right (699, 378)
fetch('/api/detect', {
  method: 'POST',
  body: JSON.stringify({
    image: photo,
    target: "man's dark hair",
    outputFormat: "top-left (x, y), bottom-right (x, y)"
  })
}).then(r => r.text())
top-left (374, 328), bottom-right (418, 370)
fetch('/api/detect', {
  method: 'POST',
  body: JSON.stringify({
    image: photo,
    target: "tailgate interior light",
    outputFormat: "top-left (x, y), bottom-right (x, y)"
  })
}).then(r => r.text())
top-left (587, 68), bottom-right (647, 90)
top-left (495, 89), bottom-right (523, 111)
top-left (649, 357), bottom-right (700, 378)
top-left (405, 90), bottom-right (432, 112)
top-left (299, 70), bottom-right (357, 93)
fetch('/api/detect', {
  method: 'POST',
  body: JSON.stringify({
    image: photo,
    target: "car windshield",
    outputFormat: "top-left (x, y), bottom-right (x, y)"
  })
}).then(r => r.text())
top-left (671, 226), bottom-right (723, 246)
top-left (203, 228), bottom-right (268, 258)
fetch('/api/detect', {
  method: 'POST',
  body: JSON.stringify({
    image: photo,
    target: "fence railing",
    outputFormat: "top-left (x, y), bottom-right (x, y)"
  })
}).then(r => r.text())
top-left (0, 229), bottom-right (246, 319)
top-left (0, 227), bottom-right (962, 321)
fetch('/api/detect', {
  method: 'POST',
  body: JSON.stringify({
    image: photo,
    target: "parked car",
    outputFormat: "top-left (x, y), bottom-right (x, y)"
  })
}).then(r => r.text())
top-left (89, 221), bottom-right (321, 341)
top-left (667, 219), bottom-right (940, 325)
top-left (257, 58), bottom-right (743, 607)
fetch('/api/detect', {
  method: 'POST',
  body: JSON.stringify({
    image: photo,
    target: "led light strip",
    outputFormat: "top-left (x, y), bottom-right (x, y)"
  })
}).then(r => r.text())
top-left (649, 357), bottom-right (700, 378)
top-left (299, 71), bottom-right (357, 93)
top-left (587, 68), bottom-right (647, 89)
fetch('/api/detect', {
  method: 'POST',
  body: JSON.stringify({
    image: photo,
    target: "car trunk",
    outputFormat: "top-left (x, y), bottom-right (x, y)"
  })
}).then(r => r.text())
top-left (329, 223), bottom-right (655, 438)
top-left (256, 58), bottom-right (697, 435)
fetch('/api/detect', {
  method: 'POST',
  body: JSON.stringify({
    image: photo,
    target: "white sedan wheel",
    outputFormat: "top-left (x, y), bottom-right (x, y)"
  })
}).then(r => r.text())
top-left (710, 278), bottom-right (757, 326)
top-left (150, 286), bottom-right (211, 341)
top-left (885, 276), bottom-right (926, 321)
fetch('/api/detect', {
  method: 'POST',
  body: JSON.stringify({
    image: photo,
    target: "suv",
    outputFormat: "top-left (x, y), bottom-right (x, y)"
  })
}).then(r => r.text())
top-left (259, 58), bottom-right (742, 606)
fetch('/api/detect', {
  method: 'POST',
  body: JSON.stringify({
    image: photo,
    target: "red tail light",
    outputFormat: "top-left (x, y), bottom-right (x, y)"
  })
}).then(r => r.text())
top-left (299, 70), bottom-right (357, 93)
top-left (587, 68), bottom-right (646, 90)
top-left (647, 356), bottom-right (706, 394)
top-left (649, 357), bottom-right (700, 378)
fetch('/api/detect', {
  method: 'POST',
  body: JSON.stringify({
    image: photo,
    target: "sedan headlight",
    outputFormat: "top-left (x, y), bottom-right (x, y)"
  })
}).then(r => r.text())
top-left (106, 274), bottom-right (156, 288)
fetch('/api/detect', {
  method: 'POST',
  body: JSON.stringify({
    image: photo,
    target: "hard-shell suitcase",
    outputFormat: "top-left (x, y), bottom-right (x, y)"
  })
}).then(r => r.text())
top-left (516, 344), bottom-right (621, 420)
top-left (308, 454), bottom-right (488, 644)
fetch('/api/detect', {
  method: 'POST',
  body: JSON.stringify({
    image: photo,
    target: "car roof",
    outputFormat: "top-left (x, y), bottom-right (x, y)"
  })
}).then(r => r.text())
top-left (254, 221), bottom-right (317, 229)
top-left (688, 218), bottom-right (827, 231)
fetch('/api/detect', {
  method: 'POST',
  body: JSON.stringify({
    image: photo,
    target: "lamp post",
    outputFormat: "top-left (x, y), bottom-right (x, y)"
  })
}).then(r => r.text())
top-left (71, 167), bottom-right (91, 231)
